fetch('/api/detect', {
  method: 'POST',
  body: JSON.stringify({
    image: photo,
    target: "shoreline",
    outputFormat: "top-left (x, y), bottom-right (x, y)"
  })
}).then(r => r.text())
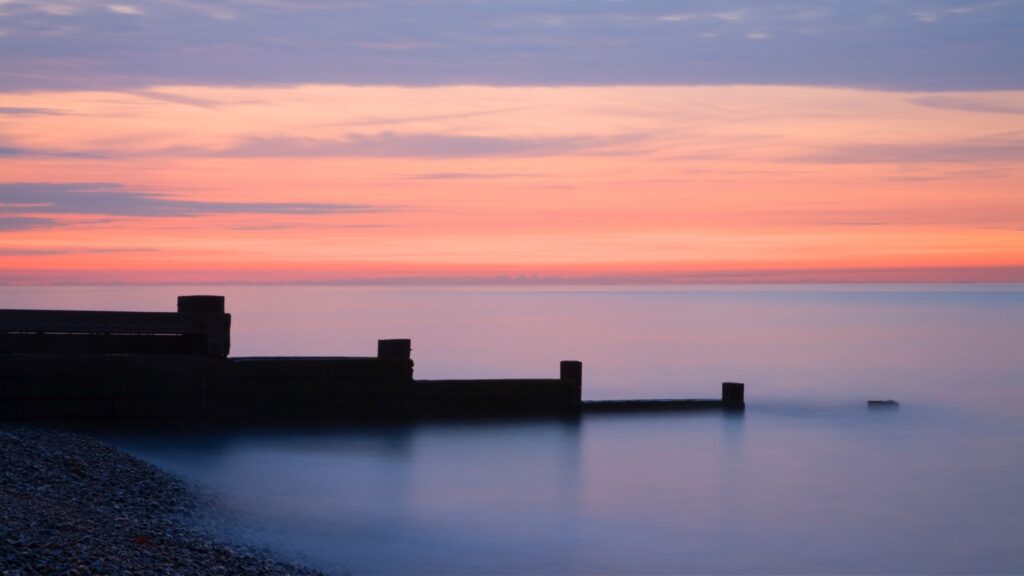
top-left (0, 424), bottom-right (327, 576)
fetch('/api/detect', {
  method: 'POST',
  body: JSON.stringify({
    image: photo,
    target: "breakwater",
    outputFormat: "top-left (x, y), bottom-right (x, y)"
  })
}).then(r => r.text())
top-left (1, 295), bottom-right (742, 421)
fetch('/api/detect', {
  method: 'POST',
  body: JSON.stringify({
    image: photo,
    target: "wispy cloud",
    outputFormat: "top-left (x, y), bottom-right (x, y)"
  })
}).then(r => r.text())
top-left (911, 95), bottom-right (1024, 115)
top-left (763, 206), bottom-right (1018, 227)
top-left (132, 89), bottom-right (221, 109)
top-left (0, 216), bottom-right (60, 231)
top-left (0, 246), bottom-right (158, 255)
top-left (405, 172), bottom-right (535, 180)
top-left (106, 5), bottom-right (142, 16)
top-left (910, 1), bottom-right (1012, 23)
top-left (0, 141), bottom-right (101, 158)
top-left (334, 106), bottom-right (537, 129)
top-left (0, 182), bottom-right (397, 219)
top-left (228, 222), bottom-right (393, 231)
top-left (177, 132), bottom-right (638, 158)
top-left (0, 106), bottom-right (66, 115)
top-left (789, 133), bottom-right (1024, 164)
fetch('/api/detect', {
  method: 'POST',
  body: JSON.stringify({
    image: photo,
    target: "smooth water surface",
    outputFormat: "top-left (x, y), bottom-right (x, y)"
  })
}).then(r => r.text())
top-left (4, 285), bottom-right (1023, 574)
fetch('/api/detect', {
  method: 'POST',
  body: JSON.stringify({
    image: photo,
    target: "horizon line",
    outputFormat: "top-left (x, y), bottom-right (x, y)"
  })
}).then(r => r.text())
top-left (5, 279), bottom-right (1024, 288)
top-left (4, 266), bottom-right (1023, 287)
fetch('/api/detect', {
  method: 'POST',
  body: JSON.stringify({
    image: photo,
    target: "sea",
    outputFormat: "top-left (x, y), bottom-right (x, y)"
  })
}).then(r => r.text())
top-left (3, 284), bottom-right (1023, 574)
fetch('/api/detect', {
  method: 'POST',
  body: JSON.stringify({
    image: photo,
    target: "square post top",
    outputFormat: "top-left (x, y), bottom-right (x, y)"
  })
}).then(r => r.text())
top-left (177, 295), bottom-right (226, 315)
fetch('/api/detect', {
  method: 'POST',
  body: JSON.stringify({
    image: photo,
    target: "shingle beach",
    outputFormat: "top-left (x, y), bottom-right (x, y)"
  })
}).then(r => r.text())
top-left (1, 425), bottom-right (326, 576)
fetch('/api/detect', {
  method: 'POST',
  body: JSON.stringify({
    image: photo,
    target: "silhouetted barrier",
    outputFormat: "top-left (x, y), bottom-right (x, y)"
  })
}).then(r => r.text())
top-left (583, 382), bottom-right (745, 413)
top-left (722, 381), bottom-right (745, 407)
top-left (0, 295), bottom-right (230, 356)
top-left (1, 296), bottom-right (742, 421)
top-left (414, 379), bottom-right (578, 416)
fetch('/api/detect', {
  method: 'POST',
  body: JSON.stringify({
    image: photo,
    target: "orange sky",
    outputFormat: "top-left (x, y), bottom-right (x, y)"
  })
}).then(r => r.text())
top-left (2, 84), bottom-right (1023, 283)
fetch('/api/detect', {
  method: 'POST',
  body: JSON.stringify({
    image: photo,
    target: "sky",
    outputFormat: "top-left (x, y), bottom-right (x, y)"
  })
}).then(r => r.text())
top-left (1, 0), bottom-right (1023, 284)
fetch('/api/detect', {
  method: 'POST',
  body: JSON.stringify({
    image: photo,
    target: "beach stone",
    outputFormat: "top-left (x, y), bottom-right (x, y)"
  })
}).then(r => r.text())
top-left (0, 425), bottom-right (326, 576)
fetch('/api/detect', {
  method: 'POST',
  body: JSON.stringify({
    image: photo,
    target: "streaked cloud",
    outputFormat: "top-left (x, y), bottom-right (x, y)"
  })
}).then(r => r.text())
top-left (106, 4), bottom-right (141, 16)
top-left (911, 95), bottom-right (1024, 115)
top-left (0, 106), bottom-right (66, 115)
top-left (791, 133), bottom-right (1024, 164)
top-left (0, 246), bottom-right (157, 255)
top-left (406, 172), bottom-right (533, 181)
top-left (191, 133), bottom-right (637, 159)
top-left (1, 83), bottom-right (1022, 283)
top-left (0, 216), bottom-right (59, 231)
top-left (0, 143), bottom-right (100, 158)
top-left (335, 106), bottom-right (538, 129)
top-left (0, 182), bottom-right (397, 219)
top-left (36, 3), bottom-right (78, 17)
top-left (910, 1), bottom-right (1012, 23)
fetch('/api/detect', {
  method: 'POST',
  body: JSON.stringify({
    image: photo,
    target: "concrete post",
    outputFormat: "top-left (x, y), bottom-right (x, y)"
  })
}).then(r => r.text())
top-left (378, 339), bottom-right (411, 360)
top-left (722, 382), bottom-right (745, 408)
top-left (177, 295), bottom-right (230, 357)
top-left (560, 360), bottom-right (583, 406)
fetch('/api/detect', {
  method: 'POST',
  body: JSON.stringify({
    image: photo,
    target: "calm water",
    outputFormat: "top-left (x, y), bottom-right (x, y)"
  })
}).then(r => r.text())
top-left (4, 285), bottom-right (1024, 574)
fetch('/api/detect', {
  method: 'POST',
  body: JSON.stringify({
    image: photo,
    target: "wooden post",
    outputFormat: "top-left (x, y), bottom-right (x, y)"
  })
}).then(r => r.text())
top-left (176, 295), bottom-right (225, 315)
top-left (177, 295), bottom-right (230, 357)
top-left (722, 382), bottom-right (745, 408)
top-left (378, 339), bottom-right (414, 386)
top-left (378, 339), bottom-right (411, 360)
top-left (560, 360), bottom-right (583, 406)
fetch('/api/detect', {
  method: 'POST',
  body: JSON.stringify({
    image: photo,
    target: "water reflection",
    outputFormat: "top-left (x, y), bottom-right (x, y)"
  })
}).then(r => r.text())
top-left (95, 403), bottom-right (1024, 575)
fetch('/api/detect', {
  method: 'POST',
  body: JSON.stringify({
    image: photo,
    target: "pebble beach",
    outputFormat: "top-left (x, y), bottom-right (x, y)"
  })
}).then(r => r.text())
top-left (0, 425), bottom-right (326, 576)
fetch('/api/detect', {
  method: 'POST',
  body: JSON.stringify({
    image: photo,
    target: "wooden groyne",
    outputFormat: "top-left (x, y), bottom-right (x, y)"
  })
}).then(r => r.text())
top-left (584, 382), bottom-right (745, 413)
top-left (1, 295), bottom-right (743, 422)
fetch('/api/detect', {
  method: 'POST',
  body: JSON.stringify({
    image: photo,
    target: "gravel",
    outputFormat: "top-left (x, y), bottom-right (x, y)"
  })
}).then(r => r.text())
top-left (0, 425), bottom-right (328, 576)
